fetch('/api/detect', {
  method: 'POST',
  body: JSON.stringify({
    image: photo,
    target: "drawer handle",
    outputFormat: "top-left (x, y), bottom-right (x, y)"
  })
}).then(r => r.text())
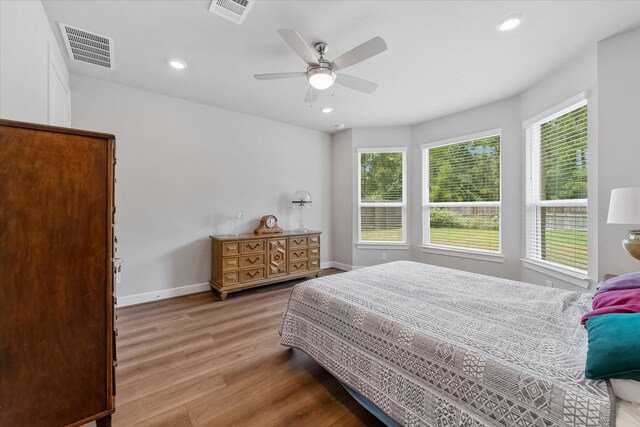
top-left (226, 274), bottom-right (236, 280)
top-left (245, 271), bottom-right (260, 278)
top-left (294, 263), bottom-right (304, 269)
top-left (246, 243), bottom-right (261, 250)
top-left (294, 239), bottom-right (303, 245)
top-left (247, 256), bottom-right (260, 264)
top-left (294, 251), bottom-right (304, 257)
top-left (226, 259), bottom-right (237, 265)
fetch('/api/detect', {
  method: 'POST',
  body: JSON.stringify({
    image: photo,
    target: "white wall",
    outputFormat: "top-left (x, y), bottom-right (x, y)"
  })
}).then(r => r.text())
top-left (71, 75), bottom-right (332, 300)
top-left (519, 48), bottom-right (599, 291)
top-left (331, 129), bottom-right (353, 269)
top-left (411, 97), bottom-right (522, 281)
top-left (0, 0), bottom-right (69, 124)
top-left (597, 27), bottom-right (640, 277)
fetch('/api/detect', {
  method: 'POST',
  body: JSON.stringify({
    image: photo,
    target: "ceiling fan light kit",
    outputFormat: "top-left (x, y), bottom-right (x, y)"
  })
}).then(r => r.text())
top-left (307, 63), bottom-right (336, 90)
top-left (254, 28), bottom-right (387, 102)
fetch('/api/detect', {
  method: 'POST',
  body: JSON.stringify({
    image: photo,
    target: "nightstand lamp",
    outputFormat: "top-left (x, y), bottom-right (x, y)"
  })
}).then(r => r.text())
top-left (608, 186), bottom-right (640, 261)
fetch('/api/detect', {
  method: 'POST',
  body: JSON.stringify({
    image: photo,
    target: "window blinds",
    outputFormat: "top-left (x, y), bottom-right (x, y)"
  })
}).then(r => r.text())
top-left (423, 135), bottom-right (501, 252)
top-left (526, 102), bottom-right (588, 272)
top-left (359, 151), bottom-right (406, 243)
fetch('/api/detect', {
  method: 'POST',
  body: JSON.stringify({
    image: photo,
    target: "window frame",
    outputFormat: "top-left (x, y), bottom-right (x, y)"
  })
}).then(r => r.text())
top-left (356, 147), bottom-right (408, 247)
top-left (524, 96), bottom-right (589, 281)
top-left (421, 129), bottom-right (503, 259)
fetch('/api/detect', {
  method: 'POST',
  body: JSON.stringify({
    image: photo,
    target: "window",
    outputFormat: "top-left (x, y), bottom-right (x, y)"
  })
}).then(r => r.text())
top-left (525, 99), bottom-right (588, 274)
top-left (358, 148), bottom-right (407, 244)
top-left (422, 132), bottom-right (501, 253)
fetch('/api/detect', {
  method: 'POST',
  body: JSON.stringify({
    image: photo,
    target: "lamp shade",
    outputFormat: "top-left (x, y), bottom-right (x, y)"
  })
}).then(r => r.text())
top-left (293, 190), bottom-right (312, 203)
top-left (608, 187), bottom-right (640, 224)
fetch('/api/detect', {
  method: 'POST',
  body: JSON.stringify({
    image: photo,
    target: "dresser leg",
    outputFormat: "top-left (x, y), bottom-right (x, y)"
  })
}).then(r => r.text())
top-left (96, 414), bottom-right (111, 427)
top-left (220, 291), bottom-right (228, 301)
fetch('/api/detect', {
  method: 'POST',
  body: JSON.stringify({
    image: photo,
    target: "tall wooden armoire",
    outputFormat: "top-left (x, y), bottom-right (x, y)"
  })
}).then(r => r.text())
top-left (0, 119), bottom-right (116, 427)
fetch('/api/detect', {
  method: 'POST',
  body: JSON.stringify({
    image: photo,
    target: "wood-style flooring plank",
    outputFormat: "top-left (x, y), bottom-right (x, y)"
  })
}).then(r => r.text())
top-left (112, 370), bottom-right (226, 426)
top-left (131, 406), bottom-right (193, 427)
top-left (106, 268), bottom-right (384, 427)
top-left (116, 349), bottom-right (189, 387)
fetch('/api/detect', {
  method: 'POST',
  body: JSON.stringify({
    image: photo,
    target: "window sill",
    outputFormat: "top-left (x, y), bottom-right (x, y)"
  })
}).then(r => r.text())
top-left (521, 258), bottom-right (590, 288)
top-left (355, 242), bottom-right (410, 250)
top-left (420, 245), bottom-right (505, 263)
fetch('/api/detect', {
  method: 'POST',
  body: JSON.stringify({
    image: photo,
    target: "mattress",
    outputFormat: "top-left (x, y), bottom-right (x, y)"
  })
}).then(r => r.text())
top-left (279, 261), bottom-right (614, 426)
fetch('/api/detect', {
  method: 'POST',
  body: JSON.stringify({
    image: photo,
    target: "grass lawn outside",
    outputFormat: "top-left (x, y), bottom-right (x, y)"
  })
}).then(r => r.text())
top-left (360, 228), bottom-right (403, 241)
top-left (429, 228), bottom-right (499, 251)
top-left (361, 227), bottom-right (587, 269)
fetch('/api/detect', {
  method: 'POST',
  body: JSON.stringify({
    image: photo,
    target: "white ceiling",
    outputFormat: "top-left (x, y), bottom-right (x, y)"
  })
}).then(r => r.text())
top-left (42, 1), bottom-right (640, 133)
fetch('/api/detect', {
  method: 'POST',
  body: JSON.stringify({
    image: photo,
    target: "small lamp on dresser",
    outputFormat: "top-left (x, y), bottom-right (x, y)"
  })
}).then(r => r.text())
top-left (292, 190), bottom-right (312, 232)
top-left (608, 186), bottom-right (640, 261)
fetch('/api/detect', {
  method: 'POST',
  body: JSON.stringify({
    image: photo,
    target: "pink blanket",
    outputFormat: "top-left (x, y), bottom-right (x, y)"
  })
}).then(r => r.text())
top-left (581, 288), bottom-right (640, 325)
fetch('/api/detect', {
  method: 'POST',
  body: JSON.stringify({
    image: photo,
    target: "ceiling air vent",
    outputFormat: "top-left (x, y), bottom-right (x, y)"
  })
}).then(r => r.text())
top-left (209, 0), bottom-right (253, 25)
top-left (58, 23), bottom-right (114, 69)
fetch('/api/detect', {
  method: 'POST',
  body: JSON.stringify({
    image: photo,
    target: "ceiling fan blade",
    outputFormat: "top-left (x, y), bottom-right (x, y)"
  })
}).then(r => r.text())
top-left (331, 36), bottom-right (387, 71)
top-left (304, 87), bottom-right (319, 103)
top-left (277, 29), bottom-right (319, 66)
top-left (335, 74), bottom-right (378, 94)
top-left (254, 72), bottom-right (306, 80)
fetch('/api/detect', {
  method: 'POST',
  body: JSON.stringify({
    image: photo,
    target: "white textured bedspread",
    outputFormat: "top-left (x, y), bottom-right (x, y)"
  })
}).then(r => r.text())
top-left (279, 261), bottom-right (613, 426)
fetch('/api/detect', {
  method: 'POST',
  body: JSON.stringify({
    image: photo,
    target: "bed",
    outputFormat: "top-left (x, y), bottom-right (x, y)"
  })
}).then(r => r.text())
top-left (279, 261), bottom-right (620, 426)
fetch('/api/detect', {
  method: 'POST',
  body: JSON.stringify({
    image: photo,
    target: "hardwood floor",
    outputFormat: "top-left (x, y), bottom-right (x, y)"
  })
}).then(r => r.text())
top-left (104, 269), bottom-right (385, 427)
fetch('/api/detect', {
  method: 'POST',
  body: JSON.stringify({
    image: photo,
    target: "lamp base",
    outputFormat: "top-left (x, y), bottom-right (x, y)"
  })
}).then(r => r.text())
top-left (623, 230), bottom-right (640, 261)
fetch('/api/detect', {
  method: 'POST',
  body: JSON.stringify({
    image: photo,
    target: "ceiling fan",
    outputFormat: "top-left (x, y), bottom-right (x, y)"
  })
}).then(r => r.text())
top-left (254, 29), bottom-right (387, 103)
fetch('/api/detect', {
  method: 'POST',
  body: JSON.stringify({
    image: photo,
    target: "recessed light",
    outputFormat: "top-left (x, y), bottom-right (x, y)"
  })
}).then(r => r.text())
top-left (167, 59), bottom-right (187, 70)
top-left (322, 107), bottom-right (333, 114)
top-left (496, 15), bottom-right (522, 32)
top-left (335, 124), bottom-right (345, 129)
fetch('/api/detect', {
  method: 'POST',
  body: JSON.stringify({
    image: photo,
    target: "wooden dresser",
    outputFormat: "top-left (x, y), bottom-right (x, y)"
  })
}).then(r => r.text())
top-left (0, 120), bottom-right (116, 427)
top-left (210, 230), bottom-right (321, 300)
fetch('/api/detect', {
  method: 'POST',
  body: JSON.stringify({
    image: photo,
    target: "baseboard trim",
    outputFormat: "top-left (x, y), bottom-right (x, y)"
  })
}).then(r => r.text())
top-left (117, 282), bottom-right (210, 307)
top-left (327, 261), bottom-right (353, 271)
top-left (117, 261), bottom-right (356, 307)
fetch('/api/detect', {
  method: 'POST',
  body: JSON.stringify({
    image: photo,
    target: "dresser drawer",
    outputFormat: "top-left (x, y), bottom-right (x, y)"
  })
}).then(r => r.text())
top-left (241, 254), bottom-right (265, 268)
top-left (222, 257), bottom-right (240, 271)
top-left (308, 247), bottom-right (320, 259)
top-left (308, 235), bottom-right (320, 247)
top-left (308, 258), bottom-right (320, 270)
top-left (223, 271), bottom-right (240, 285)
top-left (241, 268), bottom-right (265, 282)
top-left (242, 240), bottom-right (265, 254)
top-left (290, 236), bottom-right (308, 249)
top-left (223, 242), bottom-right (240, 257)
top-left (290, 248), bottom-right (307, 261)
top-left (290, 261), bottom-right (307, 273)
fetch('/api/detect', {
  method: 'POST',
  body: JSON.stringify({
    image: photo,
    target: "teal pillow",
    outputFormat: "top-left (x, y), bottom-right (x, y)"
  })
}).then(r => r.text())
top-left (585, 313), bottom-right (640, 380)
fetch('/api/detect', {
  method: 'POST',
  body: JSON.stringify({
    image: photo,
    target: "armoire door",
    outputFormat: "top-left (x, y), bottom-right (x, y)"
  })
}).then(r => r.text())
top-left (0, 120), bottom-right (115, 427)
